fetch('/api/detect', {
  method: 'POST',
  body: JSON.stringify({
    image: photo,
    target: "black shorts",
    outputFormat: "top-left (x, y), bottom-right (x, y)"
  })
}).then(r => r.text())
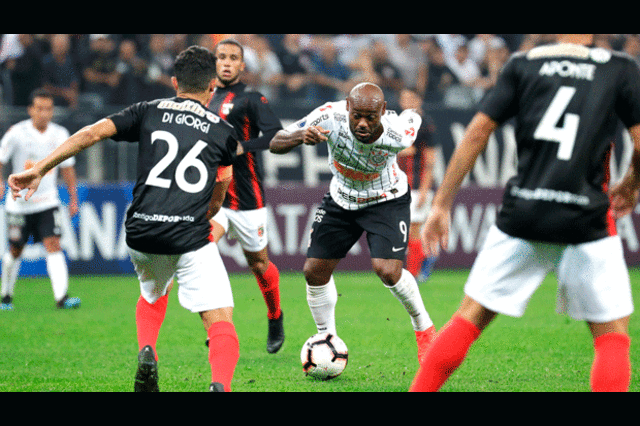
top-left (307, 191), bottom-right (411, 260)
top-left (6, 207), bottom-right (62, 246)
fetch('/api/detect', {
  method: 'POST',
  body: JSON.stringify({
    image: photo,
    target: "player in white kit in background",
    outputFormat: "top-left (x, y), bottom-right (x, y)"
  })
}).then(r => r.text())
top-left (0, 89), bottom-right (79, 310)
top-left (270, 82), bottom-right (436, 363)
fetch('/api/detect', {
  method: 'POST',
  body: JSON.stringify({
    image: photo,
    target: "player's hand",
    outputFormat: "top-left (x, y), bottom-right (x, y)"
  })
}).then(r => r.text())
top-left (421, 206), bottom-right (450, 257)
top-left (609, 179), bottom-right (640, 219)
top-left (7, 168), bottom-right (42, 202)
top-left (303, 126), bottom-right (329, 146)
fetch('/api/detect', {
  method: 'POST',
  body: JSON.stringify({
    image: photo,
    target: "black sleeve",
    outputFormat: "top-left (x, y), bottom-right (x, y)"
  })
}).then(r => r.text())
top-left (616, 58), bottom-right (640, 128)
top-left (221, 133), bottom-right (240, 166)
top-left (416, 113), bottom-right (437, 148)
top-left (242, 92), bottom-right (283, 151)
top-left (106, 101), bottom-right (149, 142)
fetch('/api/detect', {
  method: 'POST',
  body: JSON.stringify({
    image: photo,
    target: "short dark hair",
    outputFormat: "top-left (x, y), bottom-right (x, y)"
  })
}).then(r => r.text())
top-left (173, 45), bottom-right (217, 93)
top-left (214, 38), bottom-right (244, 59)
top-left (29, 88), bottom-right (54, 105)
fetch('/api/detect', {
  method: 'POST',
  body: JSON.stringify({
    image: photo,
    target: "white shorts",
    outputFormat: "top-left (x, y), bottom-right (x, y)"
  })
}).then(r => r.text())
top-left (410, 190), bottom-right (433, 223)
top-left (127, 242), bottom-right (234, 313)
top-left (464, 225), bottom-right (634, 323)
top-left (211, 207), bottom-right (268, 252)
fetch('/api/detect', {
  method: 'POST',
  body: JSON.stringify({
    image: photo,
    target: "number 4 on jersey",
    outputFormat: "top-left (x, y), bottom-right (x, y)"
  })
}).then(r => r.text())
top-left (533, 86), bottom-right (579, 161)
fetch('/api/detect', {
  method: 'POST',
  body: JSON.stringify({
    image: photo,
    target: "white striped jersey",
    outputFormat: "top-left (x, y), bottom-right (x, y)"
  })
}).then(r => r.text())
top-left (0, 119), bottom-right (74, 214)
top-left (286, 100), bottom-right (421, 210)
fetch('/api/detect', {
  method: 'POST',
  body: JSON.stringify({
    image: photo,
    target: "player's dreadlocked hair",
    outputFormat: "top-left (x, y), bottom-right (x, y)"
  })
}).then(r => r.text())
top-left (173, 45), bottom-right (217, 93)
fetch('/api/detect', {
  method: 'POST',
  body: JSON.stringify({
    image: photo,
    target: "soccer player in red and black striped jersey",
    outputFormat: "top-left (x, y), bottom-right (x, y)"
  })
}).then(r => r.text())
top-left (9, 46), bottom-right (244, 392)
top-left (395, 88), bottom-right (438, 282)
top-left (411, 34), bottom-right (640, 392)
top-left (207, 39), bottom-right (285, 354)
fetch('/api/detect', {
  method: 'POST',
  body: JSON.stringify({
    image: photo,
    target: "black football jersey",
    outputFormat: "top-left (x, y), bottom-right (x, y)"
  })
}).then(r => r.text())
top-left (207, 82), bottom-right (283, 210)
top-left (479, 44), bottom-right (640, 244)
top-left (107, 97), bottom-right (239, 254)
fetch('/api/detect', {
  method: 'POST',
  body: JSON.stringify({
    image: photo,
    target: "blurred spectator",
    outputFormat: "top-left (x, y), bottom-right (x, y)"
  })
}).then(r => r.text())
top-left (0, 34), bottom-right (23, 104)
top-left (467, 34), bottom-right (507, 65)
top-left (595, 34), bottom-right (626, 51)
top-left (4, 34), bottom-right (43, 106)
top-left (434, 34), bottom-right (467, 60)
top-left (371, 41), bottom-right (404, 95)
top-left (111, 39), bottom-right (148, 105)
top-left (242, 34), bottom-right (283, 100)
top-left (275, 33), bottom-right (314, 103)
top-left (332, 34), bottom-right (373, 68)
top-left (144, 34), bottom-right (175, 100)
top-left (81, 34), bottom-right (119, 108)
top-left (443, 43), bottom-right (481, 107)
top-left (350, 40), bottom-right (403, 108)
top-left (475, 39), bottom-right (510, 93)
top-left (518, 34), bottom-right (555, 51)
top-left (195, 34), bottom-right (216, 51)
top-left (309, 36), bottom-right (352, 102)
top-left (42, 34), bottom-right (80, 109)
top-left (423, 41), bottom-right (458, 106)
top-left (382, 34), bottom-right (427, 95)
top-left (623, 34), bottom-right (640, 65)
top-left (445, 43), bottom-right (480, 87)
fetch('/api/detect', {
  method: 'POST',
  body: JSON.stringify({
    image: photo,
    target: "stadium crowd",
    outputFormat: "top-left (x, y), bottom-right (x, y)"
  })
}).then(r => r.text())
top-left (2, 34), bottom-right (639, 113)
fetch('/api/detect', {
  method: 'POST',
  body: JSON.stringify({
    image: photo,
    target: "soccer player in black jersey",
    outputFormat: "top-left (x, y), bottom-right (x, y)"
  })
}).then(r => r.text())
top-left (207, 39), bottom-right (285, 354)
top-left (411, 34), bottom-right (640, 392)
top-left (8, 46), bottom-right (244, 392)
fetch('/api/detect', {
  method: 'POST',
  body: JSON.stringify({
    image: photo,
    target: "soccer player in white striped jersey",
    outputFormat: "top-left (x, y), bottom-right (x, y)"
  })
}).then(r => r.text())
top-left (270, 82), bottom-right (436, 363)
top-left (0, 89), bottom-right (80, 310)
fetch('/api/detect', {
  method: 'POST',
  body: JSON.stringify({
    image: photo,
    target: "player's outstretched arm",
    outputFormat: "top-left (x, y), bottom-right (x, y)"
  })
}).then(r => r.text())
top-left (421, 112), bottom-right (497, 255)
top-left (610, 123), bottom-right (640, 219)
top-left (270, 126), bottom-right (329, 154)
top-left (8, 118), bottom-right (117, 201)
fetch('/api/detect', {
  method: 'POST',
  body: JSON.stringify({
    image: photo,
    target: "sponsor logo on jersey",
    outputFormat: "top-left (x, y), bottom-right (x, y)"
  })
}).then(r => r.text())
top-left (333, 160), bottom-right (380, 181)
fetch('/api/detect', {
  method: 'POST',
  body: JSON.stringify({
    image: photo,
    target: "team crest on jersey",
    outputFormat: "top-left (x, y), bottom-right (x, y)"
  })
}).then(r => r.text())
top-left (369, 149), bottom-right (389, 167)
top-left (257, 224), bottom-right (265, 238)
top-left (221, 103), bottom-right (234, 116)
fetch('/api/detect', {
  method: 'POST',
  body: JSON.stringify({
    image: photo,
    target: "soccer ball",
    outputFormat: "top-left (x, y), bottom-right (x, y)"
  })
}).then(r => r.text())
top-left (300, 332), bottom-right (348, 380)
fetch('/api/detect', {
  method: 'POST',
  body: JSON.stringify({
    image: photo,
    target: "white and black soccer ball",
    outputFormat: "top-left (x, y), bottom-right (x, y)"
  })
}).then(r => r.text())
top-left (300, 332), bottom-right (348, 380)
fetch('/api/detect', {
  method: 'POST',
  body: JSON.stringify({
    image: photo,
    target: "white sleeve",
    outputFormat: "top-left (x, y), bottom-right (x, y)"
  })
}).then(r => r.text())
top-left (399, 109), bottom-right (423, 148)
top-left (285, 102), bottom-right (337, 133)
top-left (0, 127), bottom-right (16, 164)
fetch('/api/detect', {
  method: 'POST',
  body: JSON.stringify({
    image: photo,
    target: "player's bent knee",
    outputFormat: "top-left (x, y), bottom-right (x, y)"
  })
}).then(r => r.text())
top-left (371, 258), bottom-right (402, 286)
top-left (200, 307), bottom-right (234, 330)
top-left (303, 258), bottom-right (334, 286)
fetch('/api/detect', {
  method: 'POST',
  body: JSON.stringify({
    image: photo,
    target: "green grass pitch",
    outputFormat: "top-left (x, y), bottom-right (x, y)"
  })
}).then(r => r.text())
top-left (1, 268), bottom-right (639, 392)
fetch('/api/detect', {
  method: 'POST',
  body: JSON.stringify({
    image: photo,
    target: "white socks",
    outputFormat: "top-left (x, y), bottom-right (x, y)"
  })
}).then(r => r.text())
top-left (46, 251), bottom-right (69, 302)
top-left (306, 276), bottom-right (338, 335)
top-left (306, 270), bottom-right (433, 335)
top-left (1, 252), bottom-right (21, 299)
top-left (386, 269), bottom-right (433, 332)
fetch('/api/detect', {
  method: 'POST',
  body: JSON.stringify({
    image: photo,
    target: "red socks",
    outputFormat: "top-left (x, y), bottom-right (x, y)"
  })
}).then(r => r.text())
top-left (254, 261), bottom-right (282, 320)
top-left (410, 315), bottom-right (481, 392)
top-left (135, 294), bottom-right (169, 360)
top-left (591, 332), bottom-right (631, 392)
top-left (406, 239), bottom-right (424, 277)
top-left (207, 321), bottom-right (240, 392)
